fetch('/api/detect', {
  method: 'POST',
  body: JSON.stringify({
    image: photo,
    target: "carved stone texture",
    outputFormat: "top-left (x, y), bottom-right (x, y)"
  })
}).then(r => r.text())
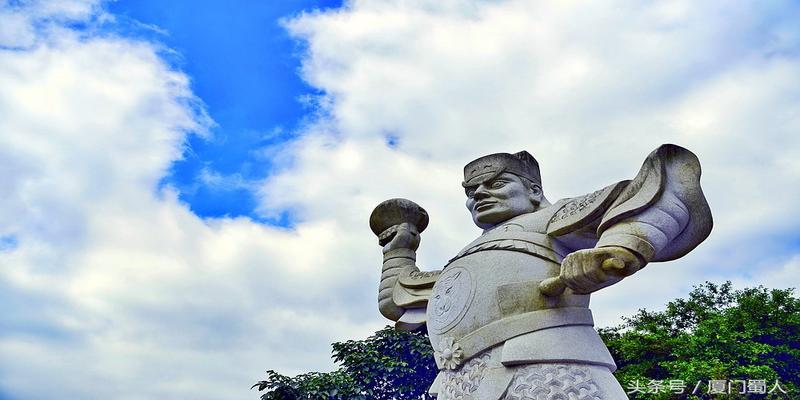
top-left (429, 267), bottom-right (475, 334)
top-left (505, 364), bottom-right (603, 400)
top-left (440, 351), bottom-right (493, 399)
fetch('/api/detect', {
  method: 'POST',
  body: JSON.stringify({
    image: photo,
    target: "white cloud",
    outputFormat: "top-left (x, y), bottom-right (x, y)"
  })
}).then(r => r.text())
top-left (2, 0), bottom-right (800, 399)
top-left (279, 0), bottom-right (800, 328)
top-left (0, 0), bottom-right (101, 48)
top-left (0, 2), bottom-right (379, 399)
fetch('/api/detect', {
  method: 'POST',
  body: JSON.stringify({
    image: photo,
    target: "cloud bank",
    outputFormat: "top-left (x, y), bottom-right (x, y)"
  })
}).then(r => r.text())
top-left (279, 0), bottom-right (800, 322)
top-left (0, 1), bottom-right (376, 399)
top-left (1, 0), bottom-right (799, 398)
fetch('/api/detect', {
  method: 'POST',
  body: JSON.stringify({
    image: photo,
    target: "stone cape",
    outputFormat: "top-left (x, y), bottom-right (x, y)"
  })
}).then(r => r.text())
top-left (374, 144), bottom-right (713, 400)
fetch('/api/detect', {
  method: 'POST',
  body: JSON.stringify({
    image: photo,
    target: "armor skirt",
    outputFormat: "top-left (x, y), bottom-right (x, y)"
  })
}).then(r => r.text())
top-left (434, 347), bottom-right (628, 400)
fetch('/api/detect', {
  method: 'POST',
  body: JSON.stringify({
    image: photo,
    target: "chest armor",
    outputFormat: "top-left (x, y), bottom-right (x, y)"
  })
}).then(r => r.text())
top-left (425, 223), bottom-right (610, 371)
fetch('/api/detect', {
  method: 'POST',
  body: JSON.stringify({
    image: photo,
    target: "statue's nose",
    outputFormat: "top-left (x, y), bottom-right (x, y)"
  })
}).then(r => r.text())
top-left (473, 186), bottom-right (490, 200)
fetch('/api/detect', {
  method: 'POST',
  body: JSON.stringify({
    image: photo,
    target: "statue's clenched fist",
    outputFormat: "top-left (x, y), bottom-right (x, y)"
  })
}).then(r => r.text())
top-left (559, 246), bottom-right (642, 294)
top-left (382, 222), bottom-right (420, 253)
top-left (539, 246), bottom-right (643, 296)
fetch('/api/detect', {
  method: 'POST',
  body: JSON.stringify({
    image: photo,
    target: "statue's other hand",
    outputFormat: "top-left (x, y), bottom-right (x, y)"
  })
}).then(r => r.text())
top-left (382, 223), bottom-right (420, 253)
top-left (559, 246), bottom-right (642, 294)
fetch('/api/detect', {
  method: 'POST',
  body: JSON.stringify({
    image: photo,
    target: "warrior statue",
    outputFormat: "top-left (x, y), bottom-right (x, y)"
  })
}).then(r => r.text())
top-left (370, 144), bottom-right (713, 399)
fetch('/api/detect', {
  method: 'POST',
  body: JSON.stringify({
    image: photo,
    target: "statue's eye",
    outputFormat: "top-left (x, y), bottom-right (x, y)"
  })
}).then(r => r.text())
top-left (465, 188), bottom-right (476, 198)
top-left (490, 181), bottom-right (506, 189)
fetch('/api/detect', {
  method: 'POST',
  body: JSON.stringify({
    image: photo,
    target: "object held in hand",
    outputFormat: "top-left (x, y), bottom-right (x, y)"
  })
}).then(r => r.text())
top-left (369, 198), bottom-right (429, 246)
top-left (538, 256), bottom-right (627, 297)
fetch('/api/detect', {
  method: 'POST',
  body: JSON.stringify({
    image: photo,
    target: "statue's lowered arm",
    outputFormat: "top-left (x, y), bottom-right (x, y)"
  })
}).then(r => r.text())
top-left (541, 144), bottom-right (713, 295)
top-left (371, 199), bottom-right (441, 331)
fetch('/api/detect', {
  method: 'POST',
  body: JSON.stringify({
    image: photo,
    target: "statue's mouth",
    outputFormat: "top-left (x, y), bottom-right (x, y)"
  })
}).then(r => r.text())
top-left (475, 201), bottom-right (496, 211)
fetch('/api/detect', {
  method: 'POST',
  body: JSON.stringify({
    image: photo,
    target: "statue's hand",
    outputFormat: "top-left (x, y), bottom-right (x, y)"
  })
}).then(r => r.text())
top-left (382, 223), bottom-right (420, 253)
top-left (558, 246), bottom-right (642, 294)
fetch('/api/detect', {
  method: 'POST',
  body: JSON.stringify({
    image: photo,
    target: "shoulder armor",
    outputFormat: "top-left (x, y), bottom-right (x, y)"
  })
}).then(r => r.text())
top-left (598, 145), bottom-right (668, 232)
top-left (398, 268), bottom-right (440, 288)
top-left (546, 181), bottom-right (628, 236)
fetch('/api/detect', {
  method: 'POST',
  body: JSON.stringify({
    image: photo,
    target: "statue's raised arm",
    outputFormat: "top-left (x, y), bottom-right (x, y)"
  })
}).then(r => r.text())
top-left (369, 144), bottom-right (712, 399)
top-left (370, 199), bottom-right (440, 331)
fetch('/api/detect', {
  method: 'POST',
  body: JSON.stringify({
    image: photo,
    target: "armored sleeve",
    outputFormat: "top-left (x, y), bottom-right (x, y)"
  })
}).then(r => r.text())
top-left (546, 144), bottom-right (712, 263)
top-left (379, 248), bottom-right (440, 331)
top-left (595, 144), bottom-right (713, 262)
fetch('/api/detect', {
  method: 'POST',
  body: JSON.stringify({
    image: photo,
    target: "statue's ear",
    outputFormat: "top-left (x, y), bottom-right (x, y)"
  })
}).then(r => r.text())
top-left (528, 184), bottom-right (543, 206)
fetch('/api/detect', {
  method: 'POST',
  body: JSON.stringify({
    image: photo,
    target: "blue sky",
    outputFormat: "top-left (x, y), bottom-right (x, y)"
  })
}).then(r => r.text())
top-left (110, 0), bottom-right (341, 222)
top-left (1, 1), bottom-right (799, 399)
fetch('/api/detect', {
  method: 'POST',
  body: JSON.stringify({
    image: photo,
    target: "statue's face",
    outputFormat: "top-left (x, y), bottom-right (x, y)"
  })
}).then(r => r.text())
top-left (465, 172), bottom-right (540, 229)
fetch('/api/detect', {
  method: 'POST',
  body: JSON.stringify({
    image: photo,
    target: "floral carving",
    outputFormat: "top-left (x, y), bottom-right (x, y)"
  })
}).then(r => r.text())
top-left (435, 337), bottom-right (464, 370)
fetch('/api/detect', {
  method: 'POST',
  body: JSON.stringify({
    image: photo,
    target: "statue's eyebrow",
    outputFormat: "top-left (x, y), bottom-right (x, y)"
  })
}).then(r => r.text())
top-left (491, 175), bottom-right (513, 182)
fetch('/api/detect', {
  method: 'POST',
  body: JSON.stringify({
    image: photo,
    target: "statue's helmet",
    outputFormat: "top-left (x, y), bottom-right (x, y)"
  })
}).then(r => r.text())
top-left (461, 151), bottom-right (541, 188)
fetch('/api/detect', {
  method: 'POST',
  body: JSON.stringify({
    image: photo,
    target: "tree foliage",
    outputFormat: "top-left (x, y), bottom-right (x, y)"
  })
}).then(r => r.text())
top-left (253, 326), bottom-right (437, 399)
top-left (600, 282), bottom-right (800, 399)
top-left (254, 282), bottom-right (799, 399)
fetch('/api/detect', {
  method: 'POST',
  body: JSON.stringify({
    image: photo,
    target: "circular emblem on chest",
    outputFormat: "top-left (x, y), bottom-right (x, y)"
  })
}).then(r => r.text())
top-left (428, 266), bottom-right (476, 334)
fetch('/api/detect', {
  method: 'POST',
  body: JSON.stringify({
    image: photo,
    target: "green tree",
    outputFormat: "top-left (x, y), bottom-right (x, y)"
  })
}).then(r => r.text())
top-left (254, 282), bottom-right (799, 399)
top-left (600, 282), bottom-right (799, 399)
top-left (253, 326), bottom-right (437, 400)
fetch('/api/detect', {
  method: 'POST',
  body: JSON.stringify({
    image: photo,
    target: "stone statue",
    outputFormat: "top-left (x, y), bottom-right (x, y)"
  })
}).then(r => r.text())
top-left (370, 144), bottom-right (712, 399)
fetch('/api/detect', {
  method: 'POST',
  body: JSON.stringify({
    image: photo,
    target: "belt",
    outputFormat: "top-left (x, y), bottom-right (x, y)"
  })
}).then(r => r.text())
top-left (433, 307), bottom-right (594, 370)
